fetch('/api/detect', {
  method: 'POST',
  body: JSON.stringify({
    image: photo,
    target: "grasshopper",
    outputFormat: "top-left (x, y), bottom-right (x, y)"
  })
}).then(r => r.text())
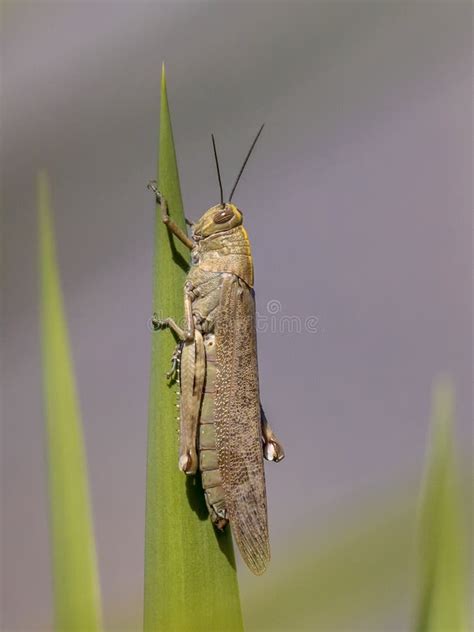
top-left (148, 125), bottom-right (284, 575)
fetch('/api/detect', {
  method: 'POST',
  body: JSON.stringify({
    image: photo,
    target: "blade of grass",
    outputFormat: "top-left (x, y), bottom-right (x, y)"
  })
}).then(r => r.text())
top-left (414, 379), bottom-right (468, 632)
top-left (242, 491), bottom-right (417, 631)
top-left (143, 65), bottom-right (243, 632)
top-left (38, 172), bottom-right (102, 631)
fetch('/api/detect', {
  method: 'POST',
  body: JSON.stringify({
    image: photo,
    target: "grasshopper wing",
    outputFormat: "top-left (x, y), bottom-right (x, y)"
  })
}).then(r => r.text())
top-left (214, 274), bottom-right (270, 575)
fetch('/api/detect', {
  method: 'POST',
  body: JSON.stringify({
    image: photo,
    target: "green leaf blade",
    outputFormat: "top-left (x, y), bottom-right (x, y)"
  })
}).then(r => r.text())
top-left (249, 516), bottom-right (414, 629)
top-left (143, 65), bottom-right (243, 632)
top-left (415, 379), bottom-right (468, 632)
top-left (38, 172), bottom-right (103, 631)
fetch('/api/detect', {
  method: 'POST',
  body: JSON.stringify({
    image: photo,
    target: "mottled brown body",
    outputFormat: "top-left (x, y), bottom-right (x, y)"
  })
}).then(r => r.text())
top-left (150, 189), bottom-right (285, 575)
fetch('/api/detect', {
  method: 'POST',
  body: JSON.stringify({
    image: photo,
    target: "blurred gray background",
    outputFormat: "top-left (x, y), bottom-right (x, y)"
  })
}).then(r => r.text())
top-left (1, 1), bottom-right (472, 630)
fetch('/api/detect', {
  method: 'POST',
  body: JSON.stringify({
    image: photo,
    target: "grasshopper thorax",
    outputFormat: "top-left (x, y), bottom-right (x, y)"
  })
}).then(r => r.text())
top-left (192, 203), bottom-right (243, 241)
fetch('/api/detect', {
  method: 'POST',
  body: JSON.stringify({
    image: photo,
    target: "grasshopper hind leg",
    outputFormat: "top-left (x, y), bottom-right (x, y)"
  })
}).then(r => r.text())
top-left (260, 406), bottom-right (285, 462)
top-left (178, 332), bottom-right (205, 475)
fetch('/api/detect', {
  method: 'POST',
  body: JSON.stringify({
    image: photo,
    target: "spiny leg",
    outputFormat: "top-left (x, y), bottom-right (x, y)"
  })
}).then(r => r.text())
top-left (260, 405), bottom-right (285, 462)
top-left (177, 284), bottom-right (202, 472)
top-left (182, 282), bottom-right (196, 340)
top-left (179, 331), bottom-right (205, 474)
top-left (151, 281), bottom-right (202, 473)
top-left (166, 343), bottom-right (183, 380)
top-left (147, 181), bottom-right (194, 250)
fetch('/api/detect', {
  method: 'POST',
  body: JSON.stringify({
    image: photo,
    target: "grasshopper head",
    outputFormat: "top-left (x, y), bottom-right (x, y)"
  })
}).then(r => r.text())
top-left (198, 124), bottom-right (263, 241)
top-left (192, 203), bottom-right (243, 240)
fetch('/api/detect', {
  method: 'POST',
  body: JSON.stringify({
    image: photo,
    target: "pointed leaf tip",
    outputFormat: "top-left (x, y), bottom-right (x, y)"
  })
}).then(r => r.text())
top-left (414, 377), bottom-right (468, 632)
top-left (432, 377), bottom-right (454, 432)
top-left (144, 67), bottom-right (242, 632)
top-left (38, 170), bottom-right (49, 216)
top-left (38, 173), bottom-right (103, 631)
top-left (161, 62), bottom-right (166, 87)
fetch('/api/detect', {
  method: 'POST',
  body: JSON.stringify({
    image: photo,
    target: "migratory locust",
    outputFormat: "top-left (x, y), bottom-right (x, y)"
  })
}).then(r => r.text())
top-left (148, 125), bottom-right (284, 575)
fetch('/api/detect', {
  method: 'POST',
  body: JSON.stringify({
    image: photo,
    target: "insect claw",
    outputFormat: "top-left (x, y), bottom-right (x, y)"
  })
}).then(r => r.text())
top-left (147, 180), bottom-right (161, 202)
top-left (151, 313), bottom-right (165, 331)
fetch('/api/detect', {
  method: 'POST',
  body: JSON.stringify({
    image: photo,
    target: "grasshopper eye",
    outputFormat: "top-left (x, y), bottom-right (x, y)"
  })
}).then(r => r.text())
top-left (213, 208), bottom-right (234, 224)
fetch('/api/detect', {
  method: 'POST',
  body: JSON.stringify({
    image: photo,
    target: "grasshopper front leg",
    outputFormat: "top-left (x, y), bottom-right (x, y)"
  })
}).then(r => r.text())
top-left (147, 181), bottom-right (194, 250)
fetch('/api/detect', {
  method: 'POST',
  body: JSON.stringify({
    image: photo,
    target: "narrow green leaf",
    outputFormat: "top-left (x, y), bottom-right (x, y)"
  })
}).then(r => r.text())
top-left (143, 65), bottom-right (243, 632)
top-left (242, 494), bottom-right (416, 631)
top-left (38, 172), bottom-right (103, 631)
top-left (414, 379), bottom-right (468, 632)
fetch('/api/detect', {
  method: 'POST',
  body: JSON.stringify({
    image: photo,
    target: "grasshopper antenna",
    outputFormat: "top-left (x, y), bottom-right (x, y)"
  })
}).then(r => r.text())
top-left (228, 123), bottom-right (264, 203)
top-left (211, 133), bottom-right (224, 207)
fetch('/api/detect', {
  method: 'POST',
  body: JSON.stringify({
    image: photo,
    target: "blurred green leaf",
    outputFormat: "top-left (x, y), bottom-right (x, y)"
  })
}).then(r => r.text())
top-left (241, 493), bottom-right (417, 631)
top-left (143, 65), bottom-right (243, 632)
top-left (38, 172), bottom-right (103, 631)
top-left (414, 379), bottom-right (468, 632)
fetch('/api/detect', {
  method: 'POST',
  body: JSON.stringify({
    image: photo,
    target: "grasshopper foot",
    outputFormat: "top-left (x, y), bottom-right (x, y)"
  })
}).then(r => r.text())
top-left (147, 182), bottom-right (170, 223)
top-left (151, 312), bottom-right (167, 331)
top-left (147, 180), bottom-right (161, 202)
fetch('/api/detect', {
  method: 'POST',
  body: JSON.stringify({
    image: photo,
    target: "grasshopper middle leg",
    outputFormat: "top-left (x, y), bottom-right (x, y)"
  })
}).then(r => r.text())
top-left (151, 282), bottom-right (196, 342)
